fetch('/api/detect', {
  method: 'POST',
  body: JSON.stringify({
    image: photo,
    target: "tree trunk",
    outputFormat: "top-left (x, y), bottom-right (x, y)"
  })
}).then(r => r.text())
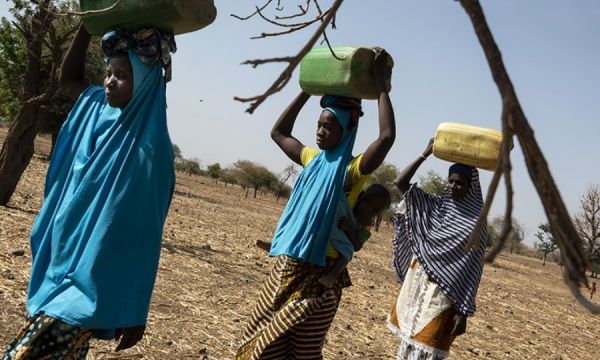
top-left (0, 0), bottom-right (52, 206)
top-left (0, 105), bottom-right (42, 205)
top-left (253, 187), bottom-right (258, 198)
top-left (542, 252), bottom-right (547, 266)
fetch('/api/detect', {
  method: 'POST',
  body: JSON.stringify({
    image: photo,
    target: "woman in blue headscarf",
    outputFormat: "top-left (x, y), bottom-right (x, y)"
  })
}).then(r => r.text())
top-left (236, 48), bottom-right (396, 360)
top-left (2, 25), bottom-right (176, 360)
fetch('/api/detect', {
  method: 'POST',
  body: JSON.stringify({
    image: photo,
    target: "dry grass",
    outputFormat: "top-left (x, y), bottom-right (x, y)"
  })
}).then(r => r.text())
top-left (0, 129), bottom-right (598, 359)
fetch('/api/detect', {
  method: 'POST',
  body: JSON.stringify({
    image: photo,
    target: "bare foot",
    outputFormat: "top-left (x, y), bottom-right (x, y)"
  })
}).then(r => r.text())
top-left (256, 240), bottom-right (271, 252)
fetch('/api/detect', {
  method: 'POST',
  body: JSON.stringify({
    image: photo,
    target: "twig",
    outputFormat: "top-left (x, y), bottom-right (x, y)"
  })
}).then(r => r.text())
top-left (231, 0), bottom-right (274, 21)
top-left (483, 104), bottom-right (514, 262)
top-left (275, 0), bottom-right (311, 20)
top-left (566, 273), bottom-right (600, 314)
top-left (464, 154), bottom-right (503, 252)
top-left (250, 20), bottom-right (317, 39)
top-left (313, 0), bottom-right (344, 61)
top-left (241, 57), bottom-right (296, 68)
top-left (255, 5), bottom-right (329, 28)
top-left (458, 0), bottom-right (593, 312)
top-left (31, 0), bottom-right (123, 17)
top-left (235, 0), bottom-right (345, 114)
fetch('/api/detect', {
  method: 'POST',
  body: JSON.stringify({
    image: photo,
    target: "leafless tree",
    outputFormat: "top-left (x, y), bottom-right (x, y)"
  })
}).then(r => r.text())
top-left (574, 185), bottom-right (600, 277)
top-left (275, 164), bottom-right (298, 202)
top-left (457, 0), bottom-right (597, 313)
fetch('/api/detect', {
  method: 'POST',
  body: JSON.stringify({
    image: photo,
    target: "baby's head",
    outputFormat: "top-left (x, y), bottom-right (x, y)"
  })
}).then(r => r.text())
top-left (354, 184), bottom-right (391, 225)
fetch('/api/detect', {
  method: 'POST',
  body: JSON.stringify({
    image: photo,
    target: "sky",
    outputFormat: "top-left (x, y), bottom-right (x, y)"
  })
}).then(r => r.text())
top-left (1, 1), bottom-right (599, 246)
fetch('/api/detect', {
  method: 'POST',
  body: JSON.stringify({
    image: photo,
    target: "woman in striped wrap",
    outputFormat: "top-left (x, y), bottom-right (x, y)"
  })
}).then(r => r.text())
top-left (236, 48), bottom-right (396, 360)
top-left (387, 139), bottom-right (488, 360)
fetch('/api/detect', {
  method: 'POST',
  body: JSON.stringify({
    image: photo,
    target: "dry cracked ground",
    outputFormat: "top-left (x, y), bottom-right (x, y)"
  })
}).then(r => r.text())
top-left (0, 129), bottom-right (598, 359)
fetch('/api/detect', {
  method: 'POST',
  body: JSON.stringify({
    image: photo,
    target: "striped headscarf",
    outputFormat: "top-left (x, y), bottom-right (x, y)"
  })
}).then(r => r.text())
top-left (102, 28), bottom-right (177, 82)
top-left (391, 168), bottom-right (487, 316)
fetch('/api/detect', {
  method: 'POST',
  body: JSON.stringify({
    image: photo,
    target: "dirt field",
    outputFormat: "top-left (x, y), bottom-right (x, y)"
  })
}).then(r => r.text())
top-left (0, 129), bottom-right (598, 359)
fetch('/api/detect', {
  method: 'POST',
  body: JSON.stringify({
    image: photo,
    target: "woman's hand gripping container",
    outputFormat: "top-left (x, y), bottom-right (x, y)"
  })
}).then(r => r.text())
top-left (299, 46), bottom-right (393, 99)
top-left (80, 0), bottom-right (217, 36)
top-left (433, 122), bottom-right (506, 171)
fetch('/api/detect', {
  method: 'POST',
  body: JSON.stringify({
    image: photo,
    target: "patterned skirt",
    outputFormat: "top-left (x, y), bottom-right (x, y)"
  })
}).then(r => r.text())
top-left (387, 258), bottom-right (457, 360)
top-left (235, 255), bottom-right (351, 360)
top-left (2, 313), bottom-right (94, 360)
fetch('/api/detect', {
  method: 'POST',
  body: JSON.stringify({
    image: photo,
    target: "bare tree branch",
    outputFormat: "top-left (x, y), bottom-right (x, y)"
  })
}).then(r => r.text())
top-left (464, 158), bottom-right (503, 251)
top-left (241, 57), bottom-right (296, 68)
top-left (458, 0), bottom-right (595, 312)
top-left (231, 0), bottom-right (275, 21)
top-left (250, 20), bottom-right (318, 39)
top-left (255, 5), bottom-right (329, 28)
top-left (275, 0), bottom-right (311, 20)
top-left (313, 0), bottom-right (345, 61)
top-left (235, 0), bottom-right (345, 114)
top-left (31, 0), bottom-right (123, 17)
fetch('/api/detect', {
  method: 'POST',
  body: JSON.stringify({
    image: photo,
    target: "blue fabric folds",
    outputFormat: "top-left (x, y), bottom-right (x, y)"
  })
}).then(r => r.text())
top-left (269, 96), bottom-right (358, 266)
top-left (328, 197), bottom-right (358, 261)
top-left (27, 52), bottom-right (175, 336)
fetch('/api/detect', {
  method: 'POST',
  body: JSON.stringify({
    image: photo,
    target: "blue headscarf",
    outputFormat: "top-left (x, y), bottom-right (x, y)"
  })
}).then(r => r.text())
top-left (27, 52), bottom-right (175, 338)
top-left (269, 95), bottom-right (358, 266)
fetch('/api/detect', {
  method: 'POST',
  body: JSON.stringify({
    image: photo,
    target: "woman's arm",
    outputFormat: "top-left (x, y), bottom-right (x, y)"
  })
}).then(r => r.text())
top-left (270, 91), bottom-right (310, 166)
top-left (359, 48), bottom-right (396, 175)
top-left (394, 138), bottom-right (434, 195)
top-left (59, 24), bottom-right (92, 100)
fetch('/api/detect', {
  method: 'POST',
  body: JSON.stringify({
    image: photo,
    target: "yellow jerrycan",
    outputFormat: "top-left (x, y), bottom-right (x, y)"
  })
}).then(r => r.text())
top-left (433, 122), bottom-right (503, 171)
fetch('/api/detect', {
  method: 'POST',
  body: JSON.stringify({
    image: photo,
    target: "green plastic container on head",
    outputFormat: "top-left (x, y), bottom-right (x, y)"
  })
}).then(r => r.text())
top-left (80, 0), bottom-right (217, 36)
top-left (299, 46), bottom-right (393, 100)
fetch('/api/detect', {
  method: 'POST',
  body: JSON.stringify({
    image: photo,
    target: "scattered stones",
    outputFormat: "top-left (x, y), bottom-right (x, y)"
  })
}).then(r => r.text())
top-left (1, 269), bottom-right (14, 280)
top-left (468, 347), bottom-right (482, 355)
top-left (11, 249), bottom-right (25, 257)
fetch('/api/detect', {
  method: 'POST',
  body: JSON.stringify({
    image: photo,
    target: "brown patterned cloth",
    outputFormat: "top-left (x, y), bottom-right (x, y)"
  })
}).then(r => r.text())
top-left (2, 313), bottom-right (94, 360)
top-left (236, 255), bottom-right (351, 360)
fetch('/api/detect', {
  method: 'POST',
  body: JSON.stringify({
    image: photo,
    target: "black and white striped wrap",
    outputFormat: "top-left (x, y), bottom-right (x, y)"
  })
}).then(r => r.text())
top-left (392, 168), bottom-right (487, 316)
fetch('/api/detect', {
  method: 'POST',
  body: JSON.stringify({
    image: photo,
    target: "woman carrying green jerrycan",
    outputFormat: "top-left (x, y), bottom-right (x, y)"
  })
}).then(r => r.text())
top-left (236, 48), bottom-right (396, 360)
top-left (2, 25), bottom-right (176, 359)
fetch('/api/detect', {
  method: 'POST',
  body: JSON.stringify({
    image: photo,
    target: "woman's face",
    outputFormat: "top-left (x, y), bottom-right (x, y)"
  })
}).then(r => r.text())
top-left (104, 54), bottom-right (133, 109)
top-left (316, 110), bottom-right (343, 150)
top-left (447, 173), bottom-right (470, 200)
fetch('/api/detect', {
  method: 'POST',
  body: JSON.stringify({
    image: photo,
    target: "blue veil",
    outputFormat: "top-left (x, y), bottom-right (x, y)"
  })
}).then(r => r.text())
top-left (269, 96), bottom-right (358, 266)
top-left (27, 52), bottom-right (175, 336)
